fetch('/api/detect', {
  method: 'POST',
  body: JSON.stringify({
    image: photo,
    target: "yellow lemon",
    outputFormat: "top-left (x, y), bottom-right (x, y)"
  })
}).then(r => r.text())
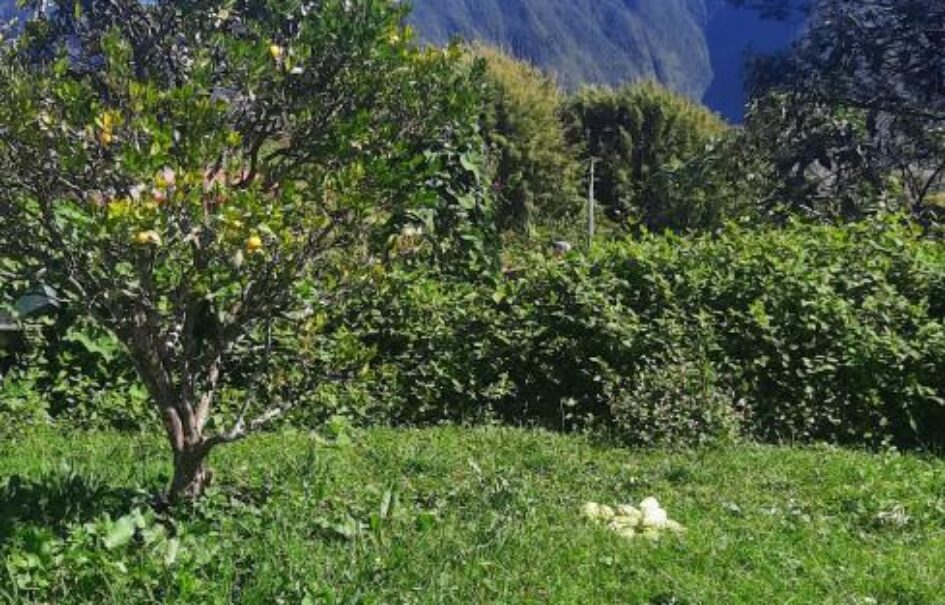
top-left (269, 44), bottom-right (284, 61)
top-left (134, 230), bottom-right (162, 246)
top-left (97, 111), bottom-right (115, 130)
top-left (246, 235), bottom-right (264, 253)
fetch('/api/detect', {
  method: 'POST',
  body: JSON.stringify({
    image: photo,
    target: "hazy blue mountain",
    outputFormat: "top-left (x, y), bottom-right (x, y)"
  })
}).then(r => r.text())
top-left (0, 0), bottom-right (798, 120)
top-left (703, 2), bottom-right (804, 119)
top-left (0, 0), bottom-right (20, 21)
top-left (408, 0), bottom-right (715, 100)
top-left (410, 0), bottom-right (799, 121)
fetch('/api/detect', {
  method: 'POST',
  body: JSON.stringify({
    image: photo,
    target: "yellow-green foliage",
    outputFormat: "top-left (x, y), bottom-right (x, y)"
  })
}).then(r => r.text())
top-left (471, 44), bottom-right (582, 233)
top-left (568, 81), bottom-right (727, 230)
top-left (928, 191), bottom-right (945, 208)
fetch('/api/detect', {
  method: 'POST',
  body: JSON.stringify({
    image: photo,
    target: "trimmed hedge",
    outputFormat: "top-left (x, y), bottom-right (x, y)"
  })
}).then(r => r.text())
top-left (348, 218), bottom-right (945, 448)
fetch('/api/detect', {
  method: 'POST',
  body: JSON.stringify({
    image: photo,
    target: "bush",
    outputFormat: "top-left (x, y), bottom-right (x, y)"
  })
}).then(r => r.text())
top-left (600, 219), bottom-right (945, 447)
top-left (608, 353), bottom-right (745, 448)
top-left (343, 218), bottom-right (945, 449)
top-left (566, 82), bottom-right (728, 231)
top-left (472, 45), bottom-right (582, 233)
top-left (5, 217), bottom-right (943, 450)
top-left (0, 304), bottom-right (154, 431)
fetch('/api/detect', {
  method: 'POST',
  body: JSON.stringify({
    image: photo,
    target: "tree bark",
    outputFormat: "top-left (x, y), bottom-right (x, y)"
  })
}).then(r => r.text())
top-left (169, 443), bottom-right (213, 503)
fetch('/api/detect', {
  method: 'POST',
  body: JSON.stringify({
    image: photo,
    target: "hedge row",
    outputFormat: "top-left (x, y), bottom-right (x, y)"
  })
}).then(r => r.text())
top-left (4, 219), bottom-right (943, 449)
top-left (345, 219), bottom-right (945, 448)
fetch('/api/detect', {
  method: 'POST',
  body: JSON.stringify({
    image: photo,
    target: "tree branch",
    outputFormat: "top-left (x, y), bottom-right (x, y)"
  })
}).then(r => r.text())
top-left (204, 403), bottom-right (294, 448)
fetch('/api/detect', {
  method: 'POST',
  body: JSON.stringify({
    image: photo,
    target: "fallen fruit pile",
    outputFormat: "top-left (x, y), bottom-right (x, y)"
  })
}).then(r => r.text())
top-left (581, 497), bottom-right (685, 540)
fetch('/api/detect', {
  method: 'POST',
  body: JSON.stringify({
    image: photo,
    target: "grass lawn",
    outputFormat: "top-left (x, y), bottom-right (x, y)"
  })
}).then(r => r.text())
top-left (1, 427), bottom-right (944, 604)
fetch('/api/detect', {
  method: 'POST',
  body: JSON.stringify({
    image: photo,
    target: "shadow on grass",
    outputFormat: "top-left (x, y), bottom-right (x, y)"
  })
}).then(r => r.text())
top-left (0, 464), bottom-right (285, 543)
top-left (0, 471), bottom-right (148, 545)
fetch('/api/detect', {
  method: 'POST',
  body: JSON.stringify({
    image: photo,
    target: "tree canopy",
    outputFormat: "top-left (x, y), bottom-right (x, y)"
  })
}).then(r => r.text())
top-left (0, 0), bottom-right (492, 501)
top-left (740, 0), bottom-right (945, 222)
top-left (566, 82), bottom-right (727, 231)
top-left (471, 44), bottom-right (581, 234)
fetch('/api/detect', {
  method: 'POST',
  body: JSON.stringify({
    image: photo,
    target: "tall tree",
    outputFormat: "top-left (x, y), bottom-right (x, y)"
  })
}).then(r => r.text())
top-left (741, 0), bottom-right (945, 221)
top-left (0, 0), bottom-right (491, 502)
top-left (567, 82), bottom-right (727, 230)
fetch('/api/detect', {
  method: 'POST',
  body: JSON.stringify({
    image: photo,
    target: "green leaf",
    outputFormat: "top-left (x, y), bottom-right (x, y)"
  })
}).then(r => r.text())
top-left (103, 515), bottom-right (136, 550)
top-left (164, 538), bottom-right (180, 566)
top-left (379, 488), bottom-right (394, 519)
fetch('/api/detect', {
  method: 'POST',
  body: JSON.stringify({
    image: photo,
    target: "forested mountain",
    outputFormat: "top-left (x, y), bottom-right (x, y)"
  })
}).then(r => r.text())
top-left (409, 0), bottom-right (800, 120)
top-left (409, 0), bottom-right (714, 99)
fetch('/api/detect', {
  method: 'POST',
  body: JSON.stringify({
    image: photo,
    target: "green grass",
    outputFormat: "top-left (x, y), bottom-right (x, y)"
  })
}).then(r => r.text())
top-left (2, 427), bottom-right (945, 604)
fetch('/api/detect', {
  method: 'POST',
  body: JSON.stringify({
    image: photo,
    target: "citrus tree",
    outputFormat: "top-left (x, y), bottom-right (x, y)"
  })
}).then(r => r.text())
top-left (0, 0), bottom-right (491, 502)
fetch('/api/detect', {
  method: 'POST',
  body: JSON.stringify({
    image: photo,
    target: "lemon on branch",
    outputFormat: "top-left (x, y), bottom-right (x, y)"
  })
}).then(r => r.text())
top-left (246, 235), bottom-right (264, 253)
top-left (133, 230), bottom-right (162, 246)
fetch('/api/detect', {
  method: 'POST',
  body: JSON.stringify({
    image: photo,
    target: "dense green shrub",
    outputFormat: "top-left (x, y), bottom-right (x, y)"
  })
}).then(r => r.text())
top-left (472, 45), bottom-right (582, 233)
top-left (343, 218), bottom-right (945, 448)
top-left (2, 266), bottom-right (151, 430)
top-left (610, 221), bottom-right (945, 446)
top-left (0, 319), bottom-right (152, 431)
top-left (607, 352), bottom-right (745, 448)
top-left (4, 218), bottom-right (943, 449)
top-left (566, 82), bottom-right (728, 231)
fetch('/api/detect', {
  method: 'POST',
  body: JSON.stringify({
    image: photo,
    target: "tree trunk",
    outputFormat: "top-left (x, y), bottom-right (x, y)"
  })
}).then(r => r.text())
top-left (168, 445), bottom-right (213, 503)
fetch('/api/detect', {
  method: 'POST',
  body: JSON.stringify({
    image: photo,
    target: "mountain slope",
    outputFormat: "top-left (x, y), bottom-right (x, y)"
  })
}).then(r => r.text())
top-left (0, 0), bottom-right (799, 120)
top-left (704, 2), bottom-right (804, 119)
top-left (0, 0), bottom-right (20, 21)
top-left (408, 0), bottom-right (714, 99)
